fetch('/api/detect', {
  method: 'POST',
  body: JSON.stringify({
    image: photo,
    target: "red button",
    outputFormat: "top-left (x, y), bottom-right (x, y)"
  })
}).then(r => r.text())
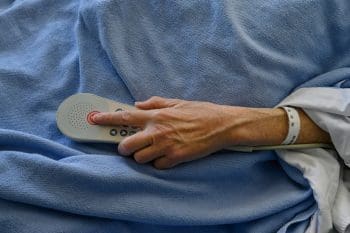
top-left (87, 111), bottom-right (100, 125)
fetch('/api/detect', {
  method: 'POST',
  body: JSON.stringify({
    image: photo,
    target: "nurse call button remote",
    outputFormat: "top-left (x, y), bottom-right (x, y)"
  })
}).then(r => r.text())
top-left (56, 93), bottom-right (140, 143)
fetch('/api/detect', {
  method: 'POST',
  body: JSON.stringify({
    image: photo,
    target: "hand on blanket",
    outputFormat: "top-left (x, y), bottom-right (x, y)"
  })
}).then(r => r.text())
top-left (93, 97), bottom-right (242, 169)
top-left (92, 96), bottom-right (283, 169)
top-left (92, 96), bottom-right (330, 169)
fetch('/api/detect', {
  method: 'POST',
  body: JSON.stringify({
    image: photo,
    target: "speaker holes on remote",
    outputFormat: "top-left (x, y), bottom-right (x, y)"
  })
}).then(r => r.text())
top-left (68, 103), bottom-right (95, 130)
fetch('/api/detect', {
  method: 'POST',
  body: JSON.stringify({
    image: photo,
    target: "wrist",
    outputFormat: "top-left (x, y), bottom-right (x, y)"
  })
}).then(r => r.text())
top-left (223, 105), bottom-right (331, 147)
top-left (295, 108), bottom-right (331, 144)
top-left (226, 107), bottom-right (288, 146)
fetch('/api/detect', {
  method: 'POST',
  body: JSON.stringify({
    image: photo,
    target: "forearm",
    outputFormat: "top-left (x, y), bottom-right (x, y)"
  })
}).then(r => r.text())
top-left (225, 107), bottom-right (332, 146)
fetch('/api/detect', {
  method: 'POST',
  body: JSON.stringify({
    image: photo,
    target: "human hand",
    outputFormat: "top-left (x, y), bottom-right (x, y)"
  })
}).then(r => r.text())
top-left (92, 96), bottom-right (247, 169)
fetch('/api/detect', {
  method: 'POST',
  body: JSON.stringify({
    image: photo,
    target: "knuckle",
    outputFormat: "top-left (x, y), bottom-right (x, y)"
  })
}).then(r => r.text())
top-left (151, 127), bottom-right (173, 144)
top-left (153, 162), bottom-right (164, 170)
top-left (154, 159), bottom-right (171, 170)
top-left (149, 122), bottom-right (167, 135)
top-left (168, 148), bottom-right (186, 160)
top-left (121, 111), bottom-right (133, 122)
top-left (167, 157), bottom-right (177, 165)
top-left (150, 96), bottom-right (162, 102)
top-left (172, 151), bottom-right (183, 159)
top-left (143, 130), bottom-right (157, 145)
top-left (103, 114), bottom-right (111, 122)
top-left (134, 153), bottom-right (146, 164)
top-left (152, 110), bottom-right (162, 119)
top-left (166, 148), bottom-right (179, 159)
top-left (153, 110), bottom-right (170, 121)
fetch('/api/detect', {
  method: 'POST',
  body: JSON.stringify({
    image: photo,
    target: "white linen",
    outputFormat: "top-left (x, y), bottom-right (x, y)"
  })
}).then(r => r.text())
top-left (277, 87), bottom-right (350, 233)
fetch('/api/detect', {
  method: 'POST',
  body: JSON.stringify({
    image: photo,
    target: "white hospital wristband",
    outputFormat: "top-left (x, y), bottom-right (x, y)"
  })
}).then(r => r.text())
top-left (281, 106), bottom-right (300, 145)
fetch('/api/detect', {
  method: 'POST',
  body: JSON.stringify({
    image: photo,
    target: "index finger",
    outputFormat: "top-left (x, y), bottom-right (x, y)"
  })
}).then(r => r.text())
top-left (92, 110), bottom-right (151, 127)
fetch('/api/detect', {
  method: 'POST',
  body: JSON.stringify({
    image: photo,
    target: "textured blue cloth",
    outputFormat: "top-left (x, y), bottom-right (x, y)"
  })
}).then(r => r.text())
top-left (0, 0), bottom-right (349, 232)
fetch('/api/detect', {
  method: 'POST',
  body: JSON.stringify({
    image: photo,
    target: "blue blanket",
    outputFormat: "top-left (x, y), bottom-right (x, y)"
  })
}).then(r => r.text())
top-left (1, 0), bottom-right (349, 232)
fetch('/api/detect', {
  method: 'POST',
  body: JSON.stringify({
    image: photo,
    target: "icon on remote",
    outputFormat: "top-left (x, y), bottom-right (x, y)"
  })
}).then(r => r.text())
top-left (129, 131), bottom-right (136, 136)
top-left (120, 130), bottom-right (128, 137)
top-left (109, 129), bottom-right (118, 136)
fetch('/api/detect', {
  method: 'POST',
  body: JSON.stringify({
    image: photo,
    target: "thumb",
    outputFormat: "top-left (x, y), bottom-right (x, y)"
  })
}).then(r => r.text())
top-left (135, 96), bottom-right (180, 110)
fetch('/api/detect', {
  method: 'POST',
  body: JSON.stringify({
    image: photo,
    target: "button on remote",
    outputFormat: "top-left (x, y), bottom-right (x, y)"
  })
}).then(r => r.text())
top-left (129, 131), bottom-right (136, 136)
top-left (120, 130), bottom-right (128, 137)
top-left (86, 111), bottom-right (100, 125)
top-left (110, 129), bottom-right (118, 136)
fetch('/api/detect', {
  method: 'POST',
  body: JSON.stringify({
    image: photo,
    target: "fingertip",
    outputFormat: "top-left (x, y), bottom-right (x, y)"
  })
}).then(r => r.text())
top-left (134, 101), bottom-right (147, 109)
top-left (118, 143), bottom-right (130, 156)
top-left (92, 113), bottom-right (104, 122)
top-left (135, 100), bottom-right (156, 111)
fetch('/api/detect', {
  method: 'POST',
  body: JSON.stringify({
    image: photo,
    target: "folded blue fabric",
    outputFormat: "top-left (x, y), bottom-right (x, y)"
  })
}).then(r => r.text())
top-left (0, 0), bottom-right (349, 232)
